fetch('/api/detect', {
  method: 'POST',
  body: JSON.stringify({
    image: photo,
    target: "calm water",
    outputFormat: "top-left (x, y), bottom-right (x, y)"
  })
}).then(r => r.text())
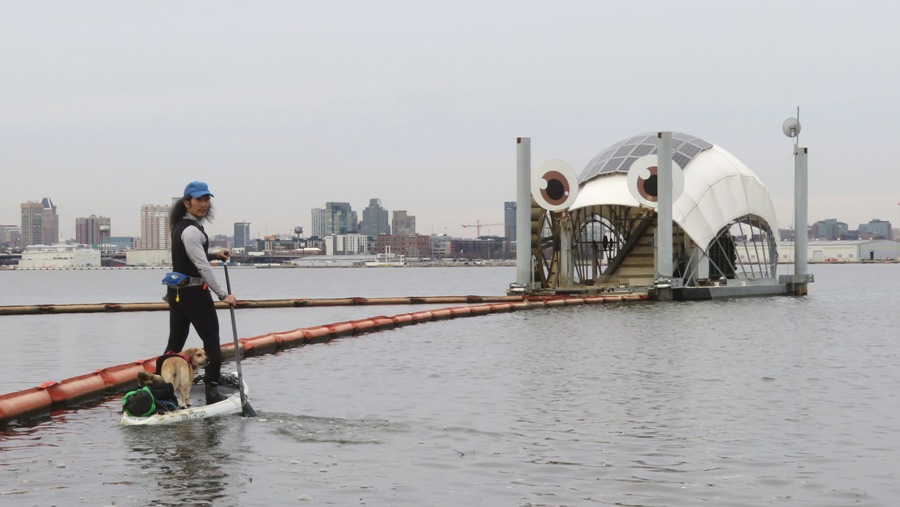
top-left (1, 265), bottom-right (899, 506)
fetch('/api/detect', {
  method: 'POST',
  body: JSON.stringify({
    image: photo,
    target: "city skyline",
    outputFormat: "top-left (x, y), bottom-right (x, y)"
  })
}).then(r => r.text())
top-left (3, 2), bottom-right (900, 241)
top-left (2, 193), bottom-right (895, 246)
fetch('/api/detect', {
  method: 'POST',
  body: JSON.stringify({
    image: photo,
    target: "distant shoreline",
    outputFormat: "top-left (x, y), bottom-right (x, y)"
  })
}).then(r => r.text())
top-left (3, 260), bottom-right (899, 271)
top-left (1, 261), bottom-right (518, 271)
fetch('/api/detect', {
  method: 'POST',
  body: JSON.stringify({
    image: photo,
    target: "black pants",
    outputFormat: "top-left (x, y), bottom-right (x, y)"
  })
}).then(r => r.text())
top-left (165, 286), bottom-right (222, 384)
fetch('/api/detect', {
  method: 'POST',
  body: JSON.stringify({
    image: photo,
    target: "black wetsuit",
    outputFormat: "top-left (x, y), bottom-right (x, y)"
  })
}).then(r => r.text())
top-left (164, 219), bottom-right (222, 384)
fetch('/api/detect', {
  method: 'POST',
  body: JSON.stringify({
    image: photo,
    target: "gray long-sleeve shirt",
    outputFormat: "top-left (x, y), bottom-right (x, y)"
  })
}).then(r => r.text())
top-left (181, 214), bottom-right (228, 300)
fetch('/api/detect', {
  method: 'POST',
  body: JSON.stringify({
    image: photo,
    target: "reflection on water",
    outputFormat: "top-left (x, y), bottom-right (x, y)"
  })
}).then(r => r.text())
top-left (121, 420), bottom-right (233, 506)
top-left (2, 265), bottom-right (900, 505)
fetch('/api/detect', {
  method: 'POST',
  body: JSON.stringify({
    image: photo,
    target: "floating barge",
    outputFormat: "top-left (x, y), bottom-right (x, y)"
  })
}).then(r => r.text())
top-left (511, 126), bottom-right (814, 300)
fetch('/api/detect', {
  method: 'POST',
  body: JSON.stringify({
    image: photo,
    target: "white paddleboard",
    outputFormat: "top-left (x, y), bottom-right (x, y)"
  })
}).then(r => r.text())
top-left (119, 372), bottom-right (249, 426)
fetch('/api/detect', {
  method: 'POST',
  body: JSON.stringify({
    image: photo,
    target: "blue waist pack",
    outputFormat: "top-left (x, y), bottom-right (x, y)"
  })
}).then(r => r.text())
top-left (162, 272), bottom-right (191, 288)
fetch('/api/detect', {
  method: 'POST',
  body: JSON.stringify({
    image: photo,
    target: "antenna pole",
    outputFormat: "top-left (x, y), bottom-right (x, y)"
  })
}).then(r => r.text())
top-left (782, 109), bottom-right (810, 295)
top-left (793, 147), bottom-right (808, 276)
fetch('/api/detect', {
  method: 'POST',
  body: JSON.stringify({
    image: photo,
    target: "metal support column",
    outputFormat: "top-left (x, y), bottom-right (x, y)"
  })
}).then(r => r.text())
top-left (655, 132), bottom-right (674, 300)
top-left (515, 137), bottom-right (532, 288)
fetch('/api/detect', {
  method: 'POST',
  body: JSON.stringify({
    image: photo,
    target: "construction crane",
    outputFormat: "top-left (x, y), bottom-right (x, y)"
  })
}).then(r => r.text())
top-left (462, 220), bottom-right (504, 238)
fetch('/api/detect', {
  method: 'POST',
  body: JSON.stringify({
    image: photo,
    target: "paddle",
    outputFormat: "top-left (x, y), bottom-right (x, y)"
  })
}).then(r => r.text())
top-left (223, 262), bottom-right (256, 417)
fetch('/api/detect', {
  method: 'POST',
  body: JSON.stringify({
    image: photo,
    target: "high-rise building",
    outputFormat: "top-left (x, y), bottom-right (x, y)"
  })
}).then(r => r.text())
top-left (504, 201), bottom-right (516, 239)
top-left (42, 198), bottom-right (59, 244)
top-left (322, 202), bottom-right (358, 236)
top-left (392, 210), bottom-right (416, 236)
top-left (311, 208), bottom-right (326, 239)
top-left (20, 198), bottom-right (59, 246)
top-left (75, 215), bottom-right (111, 247)
top-left (360, 198), bottom-right (390, 238)
top-left (234, 222), bottom-right (251, 249)
top-left (20, 202), bottom-right (43, 247)
top-left (136, 203), bottom-right (172, 250)
top-left (312, 204), bottom-right (358, 238)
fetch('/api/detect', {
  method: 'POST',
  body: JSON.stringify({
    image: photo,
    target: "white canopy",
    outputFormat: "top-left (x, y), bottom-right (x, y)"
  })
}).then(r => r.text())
top-left (570, 140), bottom-right (778, 251)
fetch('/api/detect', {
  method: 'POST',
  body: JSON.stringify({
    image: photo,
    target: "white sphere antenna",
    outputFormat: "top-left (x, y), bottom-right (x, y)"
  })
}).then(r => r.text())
top-left (782, 117), bottom-right (801, 138)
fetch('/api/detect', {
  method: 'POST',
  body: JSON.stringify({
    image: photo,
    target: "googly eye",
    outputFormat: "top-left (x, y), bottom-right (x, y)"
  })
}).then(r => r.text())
top-left (627, 154), bottom-right (684, 207)
top-left (531, 159), bottom-right (579, 211)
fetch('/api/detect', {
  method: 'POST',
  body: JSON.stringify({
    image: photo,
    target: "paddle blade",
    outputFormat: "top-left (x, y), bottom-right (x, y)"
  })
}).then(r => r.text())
top-left (242, 401), bottom-right (257, 417)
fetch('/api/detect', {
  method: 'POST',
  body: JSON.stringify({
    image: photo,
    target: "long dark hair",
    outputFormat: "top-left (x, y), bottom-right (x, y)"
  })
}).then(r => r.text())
top-left (169, 197), bottom-right (215, 230)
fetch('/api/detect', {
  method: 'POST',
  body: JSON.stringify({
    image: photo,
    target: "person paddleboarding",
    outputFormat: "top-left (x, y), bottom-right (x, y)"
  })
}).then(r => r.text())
top-left (163, 181), bottom-right (236, 405)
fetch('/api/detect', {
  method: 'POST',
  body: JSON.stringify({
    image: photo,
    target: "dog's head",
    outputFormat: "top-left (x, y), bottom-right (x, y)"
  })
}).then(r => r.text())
top-left (182, 347), bottom-right (209, 369)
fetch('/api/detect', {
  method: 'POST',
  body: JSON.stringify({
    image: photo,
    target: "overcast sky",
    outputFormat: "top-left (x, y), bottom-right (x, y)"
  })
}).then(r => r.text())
top-left (3, 1), bottom-right (899, 241)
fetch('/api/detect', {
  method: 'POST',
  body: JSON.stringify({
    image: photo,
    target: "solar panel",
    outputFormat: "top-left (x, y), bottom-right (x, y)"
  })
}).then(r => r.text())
top-left (672, 152), bottom-right (690, 170)
top-left (680, 142), bottom-right (702, 158)
top-left (578, 131), bottom-right (714, 183)
top-left (601, 158), bottom-right (620, 172)
top-left (632, 144), bottom-right (654, 157)
top-left (613, 144), bottom-right (634, 158)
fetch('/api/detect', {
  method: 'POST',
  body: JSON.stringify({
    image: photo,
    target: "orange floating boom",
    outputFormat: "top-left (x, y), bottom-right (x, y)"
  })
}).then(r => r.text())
top-left (0, 293), bottom-right (647, 426)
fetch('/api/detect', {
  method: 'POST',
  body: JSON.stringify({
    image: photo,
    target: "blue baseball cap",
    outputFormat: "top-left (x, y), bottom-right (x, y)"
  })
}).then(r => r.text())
top-left (183, 181), bottom-right (214, 198)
